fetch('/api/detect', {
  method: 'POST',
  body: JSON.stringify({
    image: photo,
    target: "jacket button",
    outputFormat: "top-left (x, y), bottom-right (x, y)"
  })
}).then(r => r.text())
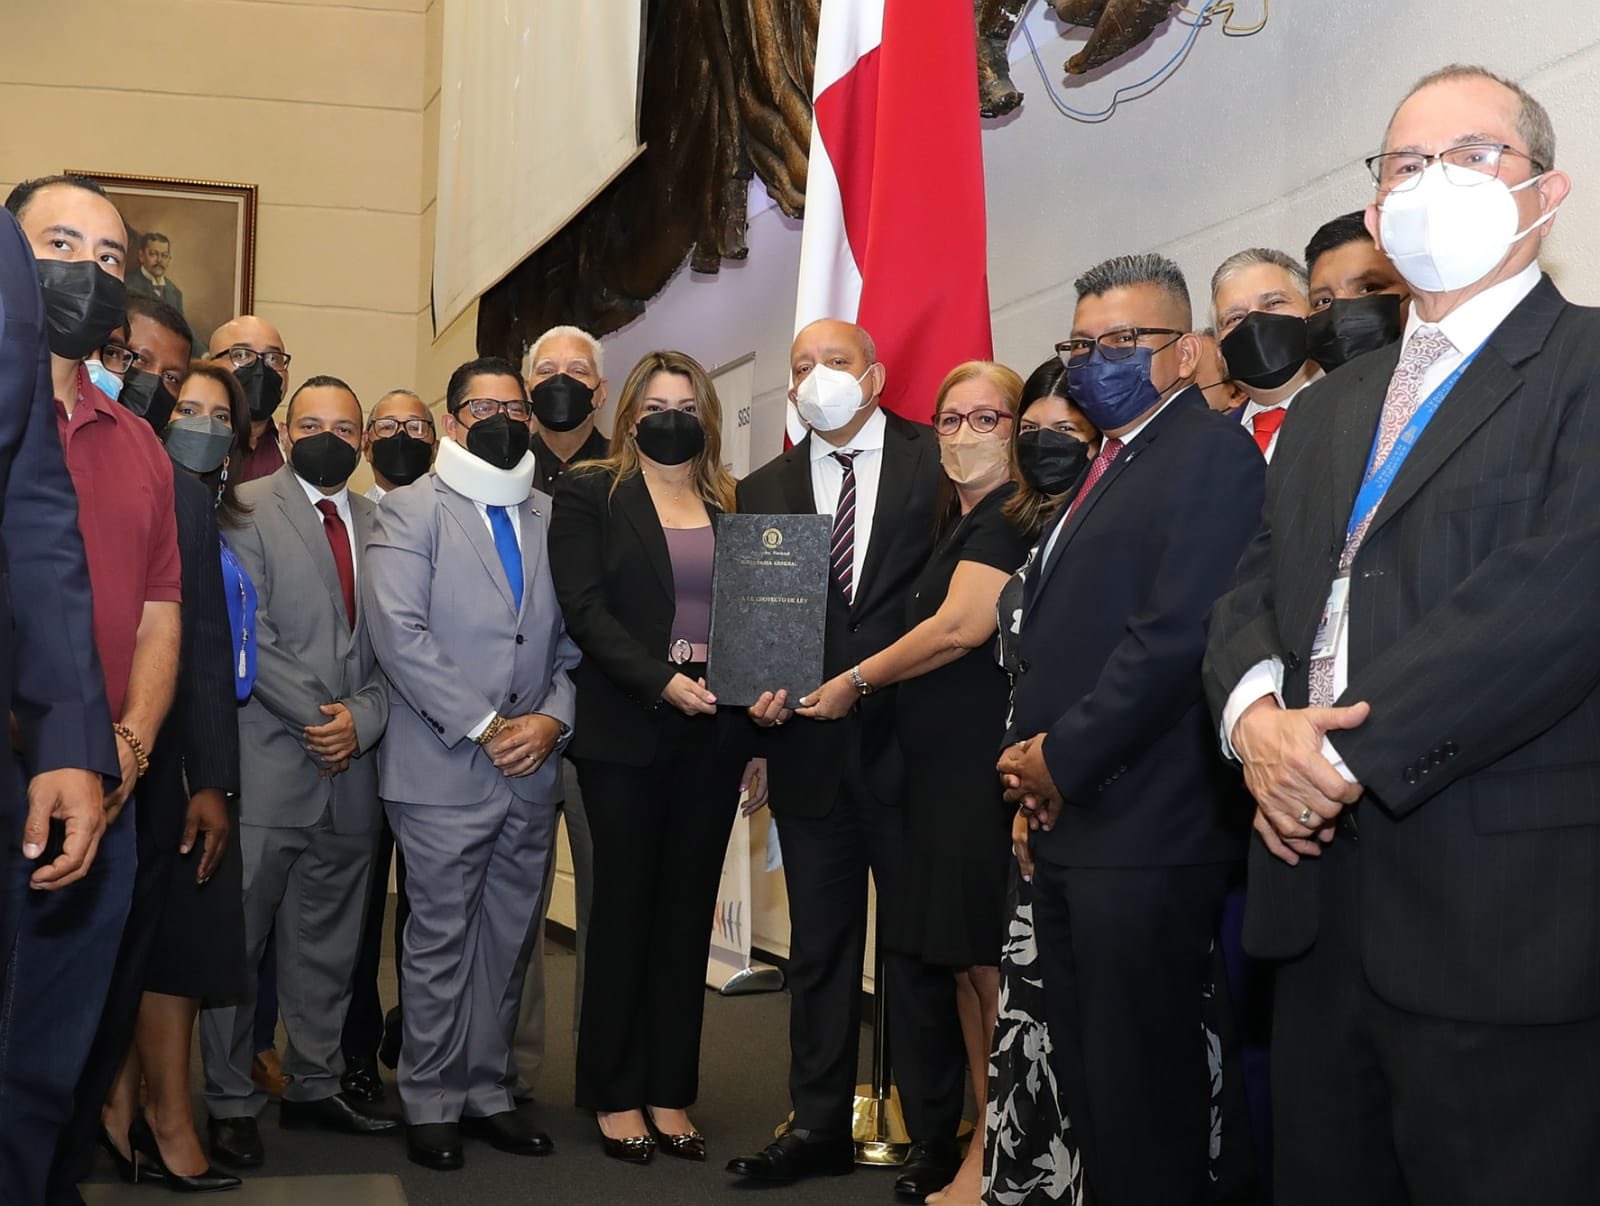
top-left (849, 622), bottom-right (860, 633)
top-left (1443, 741), bottom-right (1458, 757)
top-left (1018, 659), bottom-right (1030, 674)
top-left (1430, 749), bottom-right (1444, 766)
top-left (1285, 652), bottom-right (1301, 672)
top-left (516, 634), bottom-right (525, 645)
top-left (1403, 767), bottom-right (1419, 785)
top-left (509, 693), bottom-right (519, 705)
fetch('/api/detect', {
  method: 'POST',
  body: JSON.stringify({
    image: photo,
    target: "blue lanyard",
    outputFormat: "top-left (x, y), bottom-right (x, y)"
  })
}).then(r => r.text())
top-left (1346, 346), bottom-right (1480, 543)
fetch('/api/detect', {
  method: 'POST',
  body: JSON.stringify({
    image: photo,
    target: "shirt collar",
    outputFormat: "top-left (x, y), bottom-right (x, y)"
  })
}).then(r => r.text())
top-left (1403, 261), bottom-right (1542, 355)
top-left (1113, 388), bottom-right (1186, 445)
top-left (808, 405), bottom-right (887, 462)
top-left (141, 268), bottom-right (164, 287)
top-left (294, 470), bottom-right (350, 511)
top-left (1242, 378), bottom-right (1317, 423)
top-left (58, 362), bottom-right (125, 425)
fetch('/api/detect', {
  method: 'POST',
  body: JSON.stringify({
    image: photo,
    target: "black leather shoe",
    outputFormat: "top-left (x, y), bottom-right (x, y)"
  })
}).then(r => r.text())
top-left (340, 1057), bottom-right (386, 1105)
top-left (460, 1111), bottom-right (553, 1156)
top-left (645, 1110), bottom-right (706, 1162)
top-left (594, 1117), bottom-right (654, 1164)
top-left (130, 1114), bottom-right (243, 1193)
top-left (378, 1007), bottom-right (403, 1071)
top-left (278, 1092), bottom-right (399, 1135)
top-left (206, 1115), bottom-right (264, 1170)
top-left (893, 1138), bottom-right (962, 1199)
top-left (726, 1130), bottom-right (854, 1183)
top-left (407, 1123), bottom-right (463, 1172)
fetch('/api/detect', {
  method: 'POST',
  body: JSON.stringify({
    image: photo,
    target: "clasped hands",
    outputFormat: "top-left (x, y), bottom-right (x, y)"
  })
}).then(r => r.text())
top-left (1231, 696), bottom-right (1369, 865)
top-left (305, 702), bottom-right (358, 777)
top-left (998, 734), bottom-right (1063, 829)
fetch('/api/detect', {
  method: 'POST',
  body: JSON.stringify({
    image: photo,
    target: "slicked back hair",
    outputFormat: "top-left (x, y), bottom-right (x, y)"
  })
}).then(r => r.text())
top-left (447, 356), bottom-right (525, 414)
top-left (1304, 212), bottom-right (1373, 277)
top-left (4, 173), bottom-right (111, 219)
top-left (1074, 254), bottom-right (1192, 328)
top-left (1210, 247), bottom-right (1309, 307)
top-left (1393, 64), bottom-right (1555, 169)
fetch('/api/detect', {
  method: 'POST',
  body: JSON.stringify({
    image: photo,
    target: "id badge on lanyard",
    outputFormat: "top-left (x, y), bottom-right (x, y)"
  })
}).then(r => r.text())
top-left (1311, 573), bottom-right (1350, 664)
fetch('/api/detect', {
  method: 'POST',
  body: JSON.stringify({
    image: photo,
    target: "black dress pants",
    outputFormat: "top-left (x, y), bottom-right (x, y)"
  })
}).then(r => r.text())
top-left (1030, 857), bottom-right (1236, 1206)
top-left (573, 713), bottom-right (743, 1111)
top-left (341, 821), bottom-right (407, 1065)
top-left (772, 773), bottom-right (965, 1141)
top-left (1271, 837), bottom-right (1600, 1206)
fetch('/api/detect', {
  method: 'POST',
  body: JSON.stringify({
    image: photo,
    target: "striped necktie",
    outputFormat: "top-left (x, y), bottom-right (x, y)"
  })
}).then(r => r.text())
top-left (830, 451), bottom-right (858, 603)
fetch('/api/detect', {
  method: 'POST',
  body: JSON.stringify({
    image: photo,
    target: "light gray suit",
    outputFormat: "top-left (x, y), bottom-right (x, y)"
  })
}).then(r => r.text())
top-left (201, 464), bottom-right (388, 1116)
top-left (363, 472), bottom-right (578, 1124)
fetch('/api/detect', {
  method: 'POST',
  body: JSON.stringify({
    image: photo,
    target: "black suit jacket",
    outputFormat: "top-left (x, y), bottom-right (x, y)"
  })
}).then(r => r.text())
top-left (0, 208), bottom-right (117, 800)
top-left (1014, 387), bottom-right (1263, 869)
top-left (735, 410), bottom-right (942, 818)
top-left (1204, 275), bottom-right (1600, 1025)
top-left (550, 466), bottom-right (749, 767)
top-left (141, 471), bottom-right (240, 854)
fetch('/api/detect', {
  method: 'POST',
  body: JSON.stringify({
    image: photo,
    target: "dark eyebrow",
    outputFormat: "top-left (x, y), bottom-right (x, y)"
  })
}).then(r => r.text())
top-left (42, 224), bottom-right (84, 241)
top-left (96, 234), bottom-right (127, 255)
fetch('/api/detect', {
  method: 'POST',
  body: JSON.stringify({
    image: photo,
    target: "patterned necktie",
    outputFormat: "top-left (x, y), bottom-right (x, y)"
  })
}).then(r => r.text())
top-left (1250, 407), bottom-right (1287, 455)
top-left (314, 499), bottom-right (356, 628)
top-left (1065, 437), bottom-right (1124, 522)
top-left (1308, 325), bottom-right (1454, 706)
top-left (487, 504), bottom-right (524, 612)
top-left (830, 451), bottom-right (858, 602)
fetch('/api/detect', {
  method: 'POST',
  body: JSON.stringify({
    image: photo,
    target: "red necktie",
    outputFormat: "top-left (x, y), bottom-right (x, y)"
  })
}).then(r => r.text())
top-left (315, 499), bottom-right (356, 627)
top-left (1065, 437), bottom-right (1124, 521)
top-left (1250, 407), bottom-right (1287, 454)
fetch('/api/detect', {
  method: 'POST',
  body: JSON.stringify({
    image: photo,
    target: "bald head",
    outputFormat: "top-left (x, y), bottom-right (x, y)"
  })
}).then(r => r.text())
top-left (371, 389), bottom-right (431, 424)
top-left (209, 315), bottom-right (285, 358)
top-left (792, 319), bottom-right (877, 370)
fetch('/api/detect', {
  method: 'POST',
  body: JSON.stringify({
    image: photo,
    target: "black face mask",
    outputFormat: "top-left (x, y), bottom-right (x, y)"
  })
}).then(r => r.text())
top-left (1305, 294), bottom-right (1405, 372)
top-left (288, 431), bottom-right (359, 488)
top-left (634, 409), bottom-right (705, 466)
top-left (118, 366), bottom-right (176, 431)
top-left (36, 260), bottom-right (127, 360)
top-left (1220, 311), bottom-right (1311, 391)
top-left (369, 431), bottom-right (433, 488)
top-left (465, 413), bottom-right (531, 470)
top-left (164, 415), bottom-right (234, 475)
top-left (529, 373), bottom-right (596, 432)
top-left (234, 359), bottom-right (285, 421)
top-left (1015, 427), bottom-right (1094, 496)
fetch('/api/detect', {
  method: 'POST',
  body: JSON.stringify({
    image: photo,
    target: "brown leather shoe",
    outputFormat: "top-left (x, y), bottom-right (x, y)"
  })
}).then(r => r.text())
top-left (251, 1050), bottom-right (292, 1100)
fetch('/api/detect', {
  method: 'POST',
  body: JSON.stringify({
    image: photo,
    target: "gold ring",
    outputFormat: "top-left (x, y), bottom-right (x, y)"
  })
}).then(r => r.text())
top-left (1298, 807), bottom-right (1314, 827)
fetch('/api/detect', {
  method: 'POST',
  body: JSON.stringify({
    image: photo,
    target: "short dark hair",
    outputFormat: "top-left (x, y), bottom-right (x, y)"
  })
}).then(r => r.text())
top-left (1020, 358), bottom-right (1070, 409)
top-left (139, 231), bottom-right (171, 250)
top-left (447, 356), bottom-right (525, 413)
top-left (4, 174), bottom-right (111, 220)
top-left (125, 296), bottom-right (194, 358)
top-left (1304, 212), bottom-right (1373, 278)
top-left (286, 374), bottom-right (362, 425)
top-left (1074, 253), bottom-right (1192, 328)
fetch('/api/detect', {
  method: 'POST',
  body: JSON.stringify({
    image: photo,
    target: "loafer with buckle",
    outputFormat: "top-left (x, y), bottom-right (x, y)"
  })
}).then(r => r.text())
top-left (726, 1130), bottom-right (854, 1183)
top-left (407, 1122), bottom-right (464, 1172)
top-left (893, 1138), bottom-right (962, 1199)
top-left (206, 1115), bottom-right (264, 1169)
top-left (460, 1110), bottom-right (553, 1156)
top-left (279, 1092), bottom-right (399, 1135)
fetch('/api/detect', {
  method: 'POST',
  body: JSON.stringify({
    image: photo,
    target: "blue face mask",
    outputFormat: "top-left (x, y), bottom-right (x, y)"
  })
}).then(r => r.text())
top-left (1068, 345), bottom-right (1177, 432)
top-left (85, 358), bottom-right (124, 401)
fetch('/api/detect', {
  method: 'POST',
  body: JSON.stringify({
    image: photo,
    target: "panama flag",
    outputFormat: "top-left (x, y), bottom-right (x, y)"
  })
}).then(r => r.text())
top-left (791, 0), bottom-right (994, 438)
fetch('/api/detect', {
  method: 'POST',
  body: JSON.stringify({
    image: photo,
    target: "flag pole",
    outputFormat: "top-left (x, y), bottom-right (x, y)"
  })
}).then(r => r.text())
top-left (850, 926), bottom-right (911, 1164)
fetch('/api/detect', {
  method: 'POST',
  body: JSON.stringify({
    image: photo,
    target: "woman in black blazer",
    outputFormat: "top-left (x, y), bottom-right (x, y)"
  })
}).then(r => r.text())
top-left (549, 349), bottom-right (753, 1165)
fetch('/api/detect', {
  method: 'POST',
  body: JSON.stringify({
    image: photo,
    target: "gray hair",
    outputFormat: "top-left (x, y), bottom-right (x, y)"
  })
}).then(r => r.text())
top-left (377, 387), bottom-right (424, 405)
top-left (1073, 254), bottom-right (1192, 326)
top-left (1210, 248), bottom-right (1309, 312)
top-left (522, 324), bottom-right (604, 379)
top-left (1393, 64), bottom-right (1555, 169)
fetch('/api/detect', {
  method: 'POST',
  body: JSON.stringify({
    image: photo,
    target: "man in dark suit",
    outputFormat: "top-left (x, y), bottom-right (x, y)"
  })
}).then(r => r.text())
top-left (999, 253), bottom-right (1264, 1206)
top-left (0, 202), bottom-right (117, 999)
top-left (726, 319), bottom-right (965, 1195)
top-left (124, 232), bottom-right (184, 315)
top-left (1204, 66), bottom-right (1598, 1205)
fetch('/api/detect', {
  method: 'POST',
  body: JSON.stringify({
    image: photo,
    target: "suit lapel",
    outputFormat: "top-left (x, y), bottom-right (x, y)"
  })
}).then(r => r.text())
top-left (438, 482), bottom-right (518, 613)
top-left (853, 421), bottom-right (917, 614)
top-left (616, 472), bottom-right (675, 605)
top-left (1324, 345), bottom-right (1400, 552)
top-left (518, 492), bottom-right (548, 620)
top-left (778, 439), bottom-right (817, 515)
top-left (273, 468), bottom-right (345, 615)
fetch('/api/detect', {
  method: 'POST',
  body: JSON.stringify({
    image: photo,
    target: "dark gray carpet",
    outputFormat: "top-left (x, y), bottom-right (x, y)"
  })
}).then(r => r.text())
top-left (81, 913), bottom-right (954, 1206)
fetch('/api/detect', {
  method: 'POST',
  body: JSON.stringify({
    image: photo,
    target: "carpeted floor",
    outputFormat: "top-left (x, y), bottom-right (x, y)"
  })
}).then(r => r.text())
top-left (80, 918), bottom-right (955, 1206)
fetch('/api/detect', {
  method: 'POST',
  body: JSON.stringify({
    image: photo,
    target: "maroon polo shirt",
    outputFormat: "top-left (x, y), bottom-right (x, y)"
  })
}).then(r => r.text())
top-left (54, 364), bottom-right (182, 718)
top-left (235, 417), bottom-right (285, 484)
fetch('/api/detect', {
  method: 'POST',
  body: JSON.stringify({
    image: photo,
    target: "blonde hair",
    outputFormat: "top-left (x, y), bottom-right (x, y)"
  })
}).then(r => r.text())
top-left (931, 360), bottom-right (1025, 539)
top-left (591, 350), bottom-right (737, 512)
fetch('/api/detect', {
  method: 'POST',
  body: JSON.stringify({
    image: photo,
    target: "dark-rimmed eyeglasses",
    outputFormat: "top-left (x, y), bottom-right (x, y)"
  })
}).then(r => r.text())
top-left (99, 342), bottom-right (183, 390)
top-left (1366, 143), bottom-right (1546, 193)
top-left (1055, 328), bottom-right (1182, 368)
top-left (214, 345), bottom-right (292, 372)
top-left (450, 397), bottom-right (531, 422)
top-left (933, 408), bottom-right (1014, 436)
top-left (368, 417), bottom-right (436, 440)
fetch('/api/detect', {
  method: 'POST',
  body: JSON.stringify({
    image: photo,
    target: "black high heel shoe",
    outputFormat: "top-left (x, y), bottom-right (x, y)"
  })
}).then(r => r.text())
top-left (645, 1110), bottom-right (706, 1162)
top-left (594, 1115), bottom-right (655, 1164)
top-left (129, 1114), bottom-right (243, 1193)
top-left (98, 1123), bottom-right (154, 1185)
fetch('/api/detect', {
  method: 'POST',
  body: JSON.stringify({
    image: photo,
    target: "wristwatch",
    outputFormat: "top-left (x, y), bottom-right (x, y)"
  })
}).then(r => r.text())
top-left (474, 714), bottom-right (508, 746)
top-left (848, 665), bottom-right (875, 696)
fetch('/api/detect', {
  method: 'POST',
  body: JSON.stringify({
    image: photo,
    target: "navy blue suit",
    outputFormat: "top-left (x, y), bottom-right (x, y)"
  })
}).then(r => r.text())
top-left (1011, 387), bottom-right (1263, 1206)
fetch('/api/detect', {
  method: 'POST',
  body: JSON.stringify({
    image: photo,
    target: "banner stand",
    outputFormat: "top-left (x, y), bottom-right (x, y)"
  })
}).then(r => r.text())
top-left (707, 796), bottom-right (785, 996)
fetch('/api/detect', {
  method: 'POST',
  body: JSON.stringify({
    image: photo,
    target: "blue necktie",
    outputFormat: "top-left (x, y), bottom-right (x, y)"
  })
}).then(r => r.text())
top-left (487, 505), bottom-right (523, 611)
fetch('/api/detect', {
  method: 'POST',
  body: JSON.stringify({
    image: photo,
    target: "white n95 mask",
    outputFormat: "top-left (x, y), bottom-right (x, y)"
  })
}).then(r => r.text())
top-left (794, 363), bottom-right (873, 432)
top-left (1379, 161), bottom-right (1558, 293)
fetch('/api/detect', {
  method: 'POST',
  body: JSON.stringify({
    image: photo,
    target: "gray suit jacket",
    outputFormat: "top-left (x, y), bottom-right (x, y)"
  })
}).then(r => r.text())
top-left (362, 473), bottom-right (579, 808)
top-left (227, 464), bottom-right (388, 833)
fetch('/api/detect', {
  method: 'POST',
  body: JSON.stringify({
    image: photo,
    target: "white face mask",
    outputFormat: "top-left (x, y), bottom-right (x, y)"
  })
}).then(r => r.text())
top-left (1378, 161), bottom-right (1558, 293)
top-left (794, 363), bottom-right (874, 432)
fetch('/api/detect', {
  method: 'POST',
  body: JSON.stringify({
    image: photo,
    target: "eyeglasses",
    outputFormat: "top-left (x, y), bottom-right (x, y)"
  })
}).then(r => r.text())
top-left (933, 408), bottom-right (1014, 436)
top-left (99, 343), bottom-right (183, 390)
top-left (1055, 328), bottom-right (1182, 368)
top-left (450, 397), bottom-right (532, 422)
top-left (1366, 143), bottom-right (1546, 193)
top-left (369, 417), bottom-right (436, 440)
top-left (214, 345), bottom-right (292, 372)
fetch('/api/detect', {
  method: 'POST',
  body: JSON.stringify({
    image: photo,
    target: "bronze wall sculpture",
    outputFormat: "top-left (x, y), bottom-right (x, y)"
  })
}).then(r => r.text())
top-left (477, 0), bottom-right (1179, 361)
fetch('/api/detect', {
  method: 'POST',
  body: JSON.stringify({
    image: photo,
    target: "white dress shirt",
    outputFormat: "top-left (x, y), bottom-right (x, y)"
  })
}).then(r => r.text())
top-left (472, 499), bottom-right (522, 549)
top-left (1220, 261), bottom-right (1544, 772)
top-left (295, 471), bottom-right (358, 584)
top-left (808, 406), bottom-right (887, 591)
top-left (364, 483), bottom-right (386, 503)
top-left (1240, 376), bottom-right (1318, 462)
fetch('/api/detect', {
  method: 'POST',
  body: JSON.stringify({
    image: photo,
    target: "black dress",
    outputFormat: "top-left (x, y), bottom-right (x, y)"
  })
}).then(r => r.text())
top-left (890, 484), bottom-right (1029, 968)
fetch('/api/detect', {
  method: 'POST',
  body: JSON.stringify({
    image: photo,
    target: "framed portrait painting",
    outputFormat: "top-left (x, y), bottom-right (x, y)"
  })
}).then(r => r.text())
top-left (69, 171), bottom-right (258, 348)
